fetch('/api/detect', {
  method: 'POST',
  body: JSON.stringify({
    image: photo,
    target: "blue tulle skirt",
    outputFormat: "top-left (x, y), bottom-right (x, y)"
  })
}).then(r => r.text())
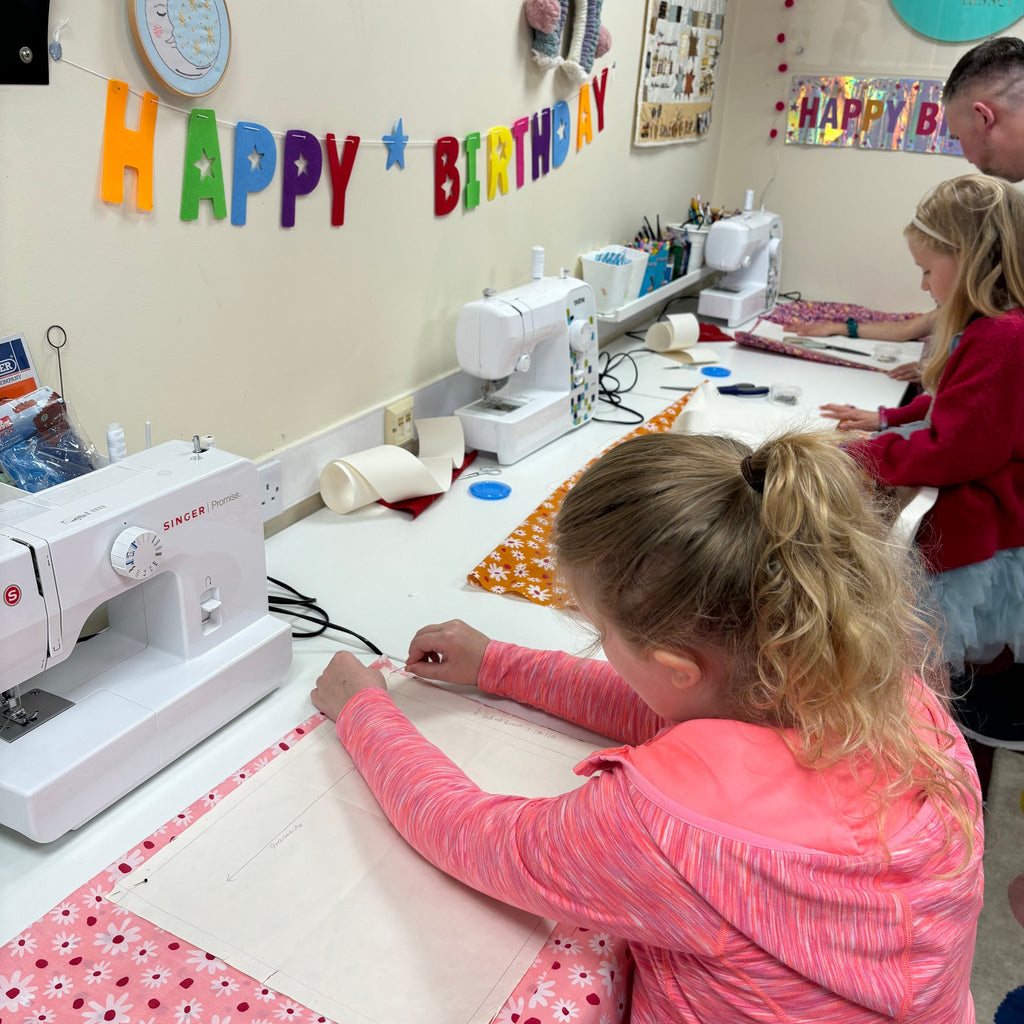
top-left (926, 547), bottom-right (1024, 672)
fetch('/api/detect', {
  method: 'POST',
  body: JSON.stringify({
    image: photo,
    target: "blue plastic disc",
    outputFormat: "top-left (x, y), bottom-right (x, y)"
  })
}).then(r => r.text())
top-left (701, 365), bottom-right (731, 377)
top-left (469, 480), bottom-right (511, 501)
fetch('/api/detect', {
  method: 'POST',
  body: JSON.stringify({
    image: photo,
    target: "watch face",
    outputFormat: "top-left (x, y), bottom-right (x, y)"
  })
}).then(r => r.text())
top-left (128, 0), bottom-right (231, 97)
top-left (889, 0), bottom-right (1024, 42)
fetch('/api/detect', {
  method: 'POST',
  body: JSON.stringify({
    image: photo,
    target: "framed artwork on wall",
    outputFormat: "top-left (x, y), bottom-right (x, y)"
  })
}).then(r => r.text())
top-left (128, 0), bottom-right (231, 98)
top-left (634, 0), bottom-right (728, 147)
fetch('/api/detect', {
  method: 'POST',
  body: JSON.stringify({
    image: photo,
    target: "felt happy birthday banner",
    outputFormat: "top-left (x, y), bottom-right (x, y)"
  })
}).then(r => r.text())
top-left (100, 68), bottom-right (610, 224)
top-left (785, 75), bottom-right (963, 154)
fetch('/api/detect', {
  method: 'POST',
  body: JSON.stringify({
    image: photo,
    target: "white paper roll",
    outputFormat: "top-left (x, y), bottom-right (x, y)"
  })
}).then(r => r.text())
top-left (320, 416), bottom-right (465, 514)
top-left (644, 312), bottom-right (701, 352)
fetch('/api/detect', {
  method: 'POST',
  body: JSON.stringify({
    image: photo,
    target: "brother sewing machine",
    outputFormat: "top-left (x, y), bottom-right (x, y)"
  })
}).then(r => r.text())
top-left (697, 194), bottom-right (783, 327)
top-left (0, 439), bottom-right (292, 842)
top-left (454, 253), bottom-right (599, 465)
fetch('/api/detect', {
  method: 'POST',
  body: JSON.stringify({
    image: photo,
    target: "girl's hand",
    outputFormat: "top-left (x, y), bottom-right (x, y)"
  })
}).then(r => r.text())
top-left (819, 404), bottom-right (881, 431)
top-left (406, 620), bottom-right (491, 688)
top-left (310, 651), bottom-right (386, 720)
top-left (791, 321), bottom-right (845, 337)
top-left (886, 360), bottom-right (922, 383)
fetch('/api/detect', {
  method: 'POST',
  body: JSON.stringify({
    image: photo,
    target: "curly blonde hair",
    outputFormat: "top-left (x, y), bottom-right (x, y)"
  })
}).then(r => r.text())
top-left (905, 174), bottom-right (1024, 392)
top-left (552, 429), bottom-right (979, 866)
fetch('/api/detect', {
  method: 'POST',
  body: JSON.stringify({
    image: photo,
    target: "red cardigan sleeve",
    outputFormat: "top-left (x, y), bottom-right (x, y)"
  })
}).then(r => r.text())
top-left (853, 314), bottom-right (1024, 487)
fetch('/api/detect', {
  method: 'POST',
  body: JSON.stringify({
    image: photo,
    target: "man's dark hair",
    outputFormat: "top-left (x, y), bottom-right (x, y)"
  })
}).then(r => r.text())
top-left (944, 36), bottom-right (1024, 100)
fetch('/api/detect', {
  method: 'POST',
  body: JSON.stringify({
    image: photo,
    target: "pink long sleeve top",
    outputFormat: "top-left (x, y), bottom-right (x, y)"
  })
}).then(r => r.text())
top-left (335, 642), bottom-right (984, 1023)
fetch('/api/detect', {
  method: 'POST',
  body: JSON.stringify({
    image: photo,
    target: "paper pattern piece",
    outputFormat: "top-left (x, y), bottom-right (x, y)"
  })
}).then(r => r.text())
top-left (634, 0), bottom-right (727, 146)
top-left (669, 380), bottom-right (810, 443)
top-left (320, 416), bottom-right (465, 514)
top-left (3, 710), bottom-right (631, 1024)
top-left (467, 393), bottom-right (694, 606)
top-left (108, 670), bottom-right (614, 1024)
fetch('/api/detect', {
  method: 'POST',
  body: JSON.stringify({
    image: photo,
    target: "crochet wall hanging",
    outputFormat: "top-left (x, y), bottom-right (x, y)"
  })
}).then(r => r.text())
top-left (525, 0), bottom-right (612, 84)
top-left (786, 75), bottom-right (963, 156)
top-left (128, 0), bottom-right (231, 98)
top-left (634, 0), bottom-right (727, 146)
top-left (889, 0), bottom-right (1024, 43)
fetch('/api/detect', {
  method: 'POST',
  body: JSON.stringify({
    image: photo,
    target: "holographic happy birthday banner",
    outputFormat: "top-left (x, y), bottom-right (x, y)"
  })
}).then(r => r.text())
top-left (786, 76), bottom-right (963, 155)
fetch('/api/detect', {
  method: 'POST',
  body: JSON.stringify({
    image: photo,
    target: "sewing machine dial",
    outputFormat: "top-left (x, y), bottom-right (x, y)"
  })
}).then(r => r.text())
top-left (110, 526), bottom-right (164, 580)
top-left (568, 317), bottom-right (593, 353)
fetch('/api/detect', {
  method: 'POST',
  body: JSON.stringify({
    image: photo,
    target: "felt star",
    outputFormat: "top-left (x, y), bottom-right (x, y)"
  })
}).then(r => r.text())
top-left (383, 118), bottom-right (409, 170)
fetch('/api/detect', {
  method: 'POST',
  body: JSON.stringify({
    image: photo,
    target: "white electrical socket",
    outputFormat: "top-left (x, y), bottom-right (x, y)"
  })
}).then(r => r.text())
top-left (384, 396), bottom-right (415, 445)
top-left (257, 459), bottom-right (283, 522)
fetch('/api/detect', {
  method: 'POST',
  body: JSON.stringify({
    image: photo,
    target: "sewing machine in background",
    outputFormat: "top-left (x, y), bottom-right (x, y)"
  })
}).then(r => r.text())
top-left (0, 440), bottom-right (292, 843)
top-left (454, 251), bottom-right (599, 465)
top-left (698, 196), bottom-right (783, 327)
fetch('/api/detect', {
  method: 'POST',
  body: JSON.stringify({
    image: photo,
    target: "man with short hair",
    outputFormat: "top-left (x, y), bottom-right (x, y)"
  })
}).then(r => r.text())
top-left (944, 36), bottom-right (1024, 182)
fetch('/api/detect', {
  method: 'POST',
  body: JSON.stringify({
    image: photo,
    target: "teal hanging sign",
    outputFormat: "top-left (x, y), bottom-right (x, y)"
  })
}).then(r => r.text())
top-left (890, 0), bottom-right (1024, 42)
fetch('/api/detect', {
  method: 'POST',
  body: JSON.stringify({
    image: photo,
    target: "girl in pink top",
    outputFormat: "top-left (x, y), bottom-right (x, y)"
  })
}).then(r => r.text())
top-left (312, 429), bottom-right (983, 1023)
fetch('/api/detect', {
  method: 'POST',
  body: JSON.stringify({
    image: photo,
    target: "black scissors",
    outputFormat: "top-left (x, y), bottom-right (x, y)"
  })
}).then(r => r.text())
top-left (716, 383), bottom-right (769, 397)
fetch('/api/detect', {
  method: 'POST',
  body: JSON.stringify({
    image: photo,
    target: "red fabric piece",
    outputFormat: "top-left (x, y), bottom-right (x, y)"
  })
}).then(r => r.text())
top-left (696, 321), bottom-right (732, 341)
top-left (377, 449), bottom-right (478, 518)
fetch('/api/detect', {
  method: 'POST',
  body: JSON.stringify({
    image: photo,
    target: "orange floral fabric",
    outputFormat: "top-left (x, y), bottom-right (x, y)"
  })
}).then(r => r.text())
top-left (467, 392), bottom-right (695, 606)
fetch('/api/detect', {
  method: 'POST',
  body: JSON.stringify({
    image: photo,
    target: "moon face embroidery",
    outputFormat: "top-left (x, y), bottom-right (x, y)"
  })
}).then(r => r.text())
top-left (129, 0), bottom-right (231, 97)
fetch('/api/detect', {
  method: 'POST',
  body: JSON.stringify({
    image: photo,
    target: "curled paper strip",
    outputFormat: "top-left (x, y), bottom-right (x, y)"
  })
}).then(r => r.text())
top-left (645, 313), bottom-right (718, 365)
top-left (320, 416), bottom-right (465, 514)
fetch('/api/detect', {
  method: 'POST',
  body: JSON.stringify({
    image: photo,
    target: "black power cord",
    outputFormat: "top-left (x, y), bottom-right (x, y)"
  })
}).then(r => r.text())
top-left (267, 575), bottom-right (383, 655)
top-left (594, 348), bottom-right (646, 425)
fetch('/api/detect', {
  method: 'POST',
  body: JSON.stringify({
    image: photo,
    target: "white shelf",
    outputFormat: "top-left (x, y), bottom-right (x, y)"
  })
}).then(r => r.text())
top-left (595, 265), bottom-right (717, 336)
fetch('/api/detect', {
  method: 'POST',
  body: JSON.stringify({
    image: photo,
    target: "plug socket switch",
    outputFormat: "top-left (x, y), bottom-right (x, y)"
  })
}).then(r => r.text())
top-left (385, 397), bottom-right (415, 446)
top-left (257, 459), bottom-right (282, 522)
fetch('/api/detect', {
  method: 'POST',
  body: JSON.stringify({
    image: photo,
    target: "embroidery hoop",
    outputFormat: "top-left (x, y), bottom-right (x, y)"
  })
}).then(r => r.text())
top-left (128, 0), bottom-right (231, 98)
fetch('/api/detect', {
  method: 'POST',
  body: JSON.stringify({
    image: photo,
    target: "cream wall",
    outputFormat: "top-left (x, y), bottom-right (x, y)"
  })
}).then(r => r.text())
top-left (713, 0), bottom-right (998, 313)
top-left (1, 1), bottom-right (727, 464)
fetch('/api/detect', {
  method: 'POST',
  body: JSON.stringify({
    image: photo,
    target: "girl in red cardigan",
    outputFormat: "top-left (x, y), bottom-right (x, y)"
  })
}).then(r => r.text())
top-left (822, 173), bottom-right (1024, 751)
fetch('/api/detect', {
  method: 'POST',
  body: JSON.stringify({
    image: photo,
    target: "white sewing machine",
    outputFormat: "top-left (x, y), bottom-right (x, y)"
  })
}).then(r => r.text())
top-left (454, 263), bottom-right (599, 465)
top-left (0, 440), bottom-right (292, 842)
top-left (697, 198), bottom-right (783, 327)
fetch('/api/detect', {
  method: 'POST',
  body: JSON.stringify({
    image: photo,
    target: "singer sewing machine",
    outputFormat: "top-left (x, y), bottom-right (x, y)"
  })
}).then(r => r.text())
top-left (697, 206), bottom-right (783, 327)
top-left (0, 440), bottom-right (292, 843)
top-left (454, 270), bottom-right (599, 464)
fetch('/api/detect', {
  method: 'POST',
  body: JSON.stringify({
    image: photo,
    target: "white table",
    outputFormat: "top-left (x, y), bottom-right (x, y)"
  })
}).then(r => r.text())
top-left (0, 333), bottom-right (913, 947)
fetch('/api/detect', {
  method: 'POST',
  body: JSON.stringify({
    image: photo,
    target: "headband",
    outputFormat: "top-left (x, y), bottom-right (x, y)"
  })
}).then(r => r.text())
top-left (910, 215), bottom-right (956, 248)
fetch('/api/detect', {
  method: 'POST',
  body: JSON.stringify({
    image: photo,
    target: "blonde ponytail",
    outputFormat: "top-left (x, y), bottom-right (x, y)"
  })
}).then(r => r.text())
top-left (553, 429), bottom-right (979, 866)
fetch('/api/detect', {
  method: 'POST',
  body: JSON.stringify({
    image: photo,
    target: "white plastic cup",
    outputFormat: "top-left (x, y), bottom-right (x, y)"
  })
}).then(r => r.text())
top-left (686, 227), bottom-right (709, 271)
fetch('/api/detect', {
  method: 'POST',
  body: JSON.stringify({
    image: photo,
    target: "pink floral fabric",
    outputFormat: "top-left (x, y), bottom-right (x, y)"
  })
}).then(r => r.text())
top-left (764, 300), bottom-right (920, 328)
top-left (1, 715), bottom-right (630, 1024)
